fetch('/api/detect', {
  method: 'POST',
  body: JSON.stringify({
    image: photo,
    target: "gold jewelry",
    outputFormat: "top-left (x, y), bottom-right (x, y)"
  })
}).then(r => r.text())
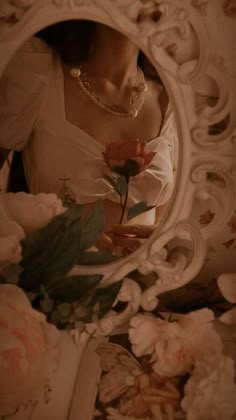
top-left (70, 66), bottom-right (147, 118)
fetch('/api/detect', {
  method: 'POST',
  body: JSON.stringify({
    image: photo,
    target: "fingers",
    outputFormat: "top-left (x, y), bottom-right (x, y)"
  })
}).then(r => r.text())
top-left (96, 232), bottom-right (113, 250)
top-left (109, 232), bottom-right (144, 251)
top-left (96, 231), bottom-right (143, 254)
top-left (96, 223), bottom-right (157, 254)
top-left (111, 223), bottom-right (156, 238)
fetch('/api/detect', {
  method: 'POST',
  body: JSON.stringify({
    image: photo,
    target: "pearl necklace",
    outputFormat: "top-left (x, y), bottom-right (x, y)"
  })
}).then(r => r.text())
top-left (70, 66), bottom-right (147, 118)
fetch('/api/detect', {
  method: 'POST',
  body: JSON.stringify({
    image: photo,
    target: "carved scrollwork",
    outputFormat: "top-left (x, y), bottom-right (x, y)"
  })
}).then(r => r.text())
top-left (190, 160), bottom-right (235, 237)
top-left (192, 61), bottom-right (236, 146)
top-left (0, 0), bottom-right (37, 28)
top-left (144, 1), bottom-right (210, 84)
top-left (139, 221), bottom-right (205, 310)
top-left (191, 0), bottom-right (209, 16)
top-left (75, 221), bottom-right (205, 334)
top-left (83, 278), bottom-right (142, 336)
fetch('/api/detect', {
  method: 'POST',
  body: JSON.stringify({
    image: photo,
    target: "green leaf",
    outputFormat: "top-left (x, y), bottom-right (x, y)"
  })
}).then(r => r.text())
top-left (104, 174), bottom-right (128, 196)
top-left (21, 205), bottom-right (83, 267)
top-left (116, 176), bottom-right (128, 196)
top-left (21, 218), bottom-right (65, 268)
top-left (20, 206), bottom-right (84, 291)
top-left (41, 219), bottom-right (82, 276)
top-left (77, 250), bottom-right (120, 265)
top-left (20, 217), bottom-right (83, 291)
top-left (84, 280), bottom-right (123, 320)
top-left (80, 201), bottom-right (105, 251)
top-left (127, 201), bottom-right (156, 221)
top-left (47, 274), bottom-right (102, 302)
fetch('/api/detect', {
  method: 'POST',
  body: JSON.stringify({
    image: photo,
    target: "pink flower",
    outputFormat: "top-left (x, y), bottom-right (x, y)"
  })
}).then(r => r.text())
top-left (182, 355), bottom-right (236, 420)
top-left (0, 284), bottom-right (60, 415)
top-left (217, 273), bottom-right (236, 303)
top-left (103, 139), bottom-right (155, 177)
top-left (2, 192), bottom-right (66, 234)
top-left (0, 219), bottom-right (25, 267)
top-left (129, 309), bottom-right (222, 377)
top-left (217, 273), bottom-right (236, 325)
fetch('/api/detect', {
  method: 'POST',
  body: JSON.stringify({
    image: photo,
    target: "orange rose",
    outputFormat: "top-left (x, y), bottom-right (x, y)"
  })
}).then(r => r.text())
top-left (103, 139), bottom-right (155, 177)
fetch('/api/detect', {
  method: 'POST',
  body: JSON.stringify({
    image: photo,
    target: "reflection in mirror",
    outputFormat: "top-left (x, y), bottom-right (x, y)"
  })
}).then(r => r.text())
top-left (0, 20), bottom-right (178, 258)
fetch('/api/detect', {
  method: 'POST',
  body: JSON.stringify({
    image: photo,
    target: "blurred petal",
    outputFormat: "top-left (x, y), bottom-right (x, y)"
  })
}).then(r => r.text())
top-left (219, 307), bottom-right (236, 325)
top-left (217, 273), bottom-right (236, 303)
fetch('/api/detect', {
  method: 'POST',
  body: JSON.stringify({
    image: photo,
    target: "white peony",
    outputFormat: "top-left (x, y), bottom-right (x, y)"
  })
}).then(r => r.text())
top-left (219, 307), bottom-right (236, 325)
top-left (182, 355), bottom-right (236, 420)
top-left (0, 219), bottom-right (25, 267)
top-left (129, 313), bottom-right (164, 357)
top-left (2, 192), bottom-right (66, 234)
top-left (0, 284), bottom-right (60, 415)
top-left (217, 273), bottom-right (236, 326)
top-left (129, 309), bottom-right (222, 377)
top-left (217, 273), bottom-right (236, 303)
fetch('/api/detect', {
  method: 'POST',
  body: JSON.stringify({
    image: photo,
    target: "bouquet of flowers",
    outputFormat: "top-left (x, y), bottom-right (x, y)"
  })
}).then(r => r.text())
top-left (94, 302), bottom-right (236, 420)
top-left (0, 139), bottom-right (158, 416)
top-left (0, 191), bottom-right (125, 416)
top-left (0, 192), bottom-right (124, 330)
top-left (0, 136), bottom-right (236, 418)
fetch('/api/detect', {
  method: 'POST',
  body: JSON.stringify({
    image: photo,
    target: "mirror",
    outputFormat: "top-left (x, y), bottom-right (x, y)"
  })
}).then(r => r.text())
top-left (0, 0), bottom-right (235, 309)
top-left (0, 19), bottom-right (178, 258)
top-left (0, 3), bottom-right (235, 419)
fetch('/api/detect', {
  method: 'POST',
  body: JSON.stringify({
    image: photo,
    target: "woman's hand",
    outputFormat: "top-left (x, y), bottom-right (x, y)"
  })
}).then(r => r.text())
top-left (107, 223), bottom-right (157, 254)
top-left (82, 201), bottom-right (158, 254)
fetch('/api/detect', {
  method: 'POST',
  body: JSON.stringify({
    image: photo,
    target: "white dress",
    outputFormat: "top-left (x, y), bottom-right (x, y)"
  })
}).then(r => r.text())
top-left (0, 37), bottom-right (177, 219)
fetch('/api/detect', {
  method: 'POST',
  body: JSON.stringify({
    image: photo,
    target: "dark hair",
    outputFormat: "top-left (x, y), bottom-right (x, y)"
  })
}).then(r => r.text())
top-left (36, 20), bottom-right (95, 64)
top-left (36, 20), bottom-right (161, 81)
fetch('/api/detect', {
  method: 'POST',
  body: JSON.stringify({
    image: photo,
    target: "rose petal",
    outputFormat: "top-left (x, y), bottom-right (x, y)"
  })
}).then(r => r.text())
top-left (219, 307), bottom-right (236, 325)
top-left (0, 284), bottom-right (31, 310)
top-left (107, 159), bottom-right (126, 169)
top-left (0, 284), bottom-right (59, 414)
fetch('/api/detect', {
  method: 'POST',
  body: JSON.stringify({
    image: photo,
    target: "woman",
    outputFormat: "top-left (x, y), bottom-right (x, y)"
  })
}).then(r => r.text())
top-left (0, 20), bottom-right (176, 252)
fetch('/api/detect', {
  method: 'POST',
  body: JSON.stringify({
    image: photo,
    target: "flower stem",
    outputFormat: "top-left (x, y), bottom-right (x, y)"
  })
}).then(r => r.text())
top-left (119, 176), bottom-right (130, 224)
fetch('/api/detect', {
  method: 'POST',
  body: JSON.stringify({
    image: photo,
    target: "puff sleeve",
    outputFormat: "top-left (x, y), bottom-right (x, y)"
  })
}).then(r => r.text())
top-left (0, 37), bottom-right (53, 151)
top-left (128, 106), bottom-right (177, 207)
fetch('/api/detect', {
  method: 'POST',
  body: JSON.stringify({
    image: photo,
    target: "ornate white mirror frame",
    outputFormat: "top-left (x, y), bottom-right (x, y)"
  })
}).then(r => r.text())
top-left (0, 0), bottom-right (235, 332)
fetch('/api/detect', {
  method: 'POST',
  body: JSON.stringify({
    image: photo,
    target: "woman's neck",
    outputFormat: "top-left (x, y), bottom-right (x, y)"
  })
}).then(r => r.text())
top-left (83, 24), bottom-right (140, 88)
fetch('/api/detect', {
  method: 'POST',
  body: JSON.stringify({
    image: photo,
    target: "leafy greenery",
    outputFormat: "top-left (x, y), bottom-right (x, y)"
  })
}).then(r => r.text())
top-left (77, 250), bottom-right (119, 265)
top-left (46, 274), bottom-right (102, 302)
top-left (2, 201), bottom-right (124, 330)
top-left (127, 201), bottom-right (156, 221)
top-left (104, 173), bottom-right (128, 196)
top-left (19, 202), bottom-right (105, 291)
top-left (79, 200), bottom-right (105, 251)
top-left (104, 174), bottom-right (155, 223)
top-left (79, 280), bottom-right (123, 322)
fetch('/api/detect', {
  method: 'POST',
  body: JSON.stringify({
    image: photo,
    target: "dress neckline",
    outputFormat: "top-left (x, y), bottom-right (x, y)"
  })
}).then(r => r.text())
top-left (55, 54), bottom-right (104, 151)
top-left (55, 54), bottom-right (170, 148)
